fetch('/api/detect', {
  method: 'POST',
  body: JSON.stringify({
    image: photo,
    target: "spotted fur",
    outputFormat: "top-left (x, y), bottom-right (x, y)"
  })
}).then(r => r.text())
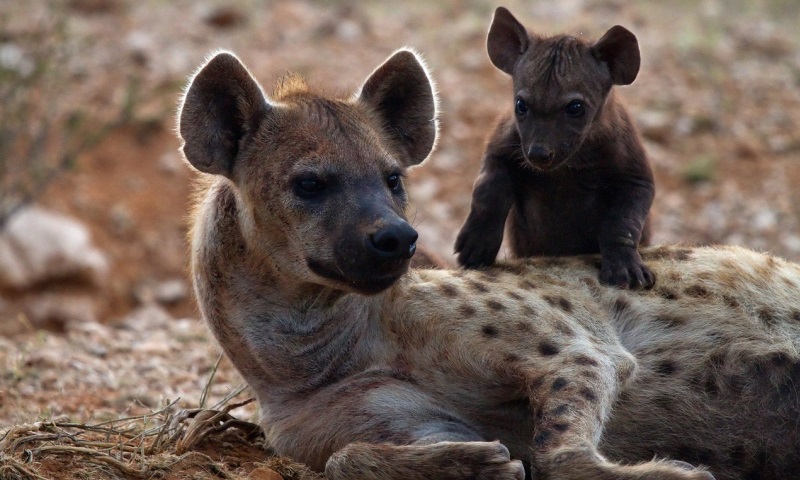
top-left (178, 50), bottom-right (800, 480)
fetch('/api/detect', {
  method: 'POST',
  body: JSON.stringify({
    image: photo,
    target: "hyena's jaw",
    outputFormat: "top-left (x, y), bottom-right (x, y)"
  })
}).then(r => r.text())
top-left (307, 257), bottom-right (411, 295)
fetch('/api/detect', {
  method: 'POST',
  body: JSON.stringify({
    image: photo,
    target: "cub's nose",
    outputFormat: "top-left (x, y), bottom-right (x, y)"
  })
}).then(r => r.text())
top-left (526, 145), bottom-right (553, 163)
top-left (368, 222), bottom-right (418, 260)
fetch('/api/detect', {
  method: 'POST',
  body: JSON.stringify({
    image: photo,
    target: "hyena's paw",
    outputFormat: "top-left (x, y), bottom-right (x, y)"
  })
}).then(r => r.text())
top-left (326, 440), bottom-right (525, 480)
top-left (541, 448), bottom-right (715, 480)
top-left (599, 247), bottom-right (655, 290)
top-left (445, 441), bottom-right (526, 480)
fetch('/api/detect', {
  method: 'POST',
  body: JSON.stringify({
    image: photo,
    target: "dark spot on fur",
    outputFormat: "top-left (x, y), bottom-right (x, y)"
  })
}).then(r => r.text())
top-left (579, 370), bottom-right (598, 381)
top-left (758, 307), bottom-right (777, 327)
top-left (768, 351), bottom-right (791, 367)
top-left (482, 324), bottom-right (499, 337)
top-left (518, 280), bottom-right (537, 290)
top-left (467, 279), bottom-right (489, 293)
top-left (459, 304), bottom-right (476, 317)
top-left (534, 430), bottom-right (551, 447)
top-left (551, 404), bottom-right (570, 416)
top-left (486, 299), bottom-right (506, 311)
top-left (614, 297), bottom-right (630, 313)
top-left (574, 355), bottom-right (598, 367)
top-left (657, 288), bottom-right (680, 300)
top-left (545, 295), bottom-right (573, 313)
top-left (791, 310), bottom-right (800, 322)
top-left (515, 321), bottom-right (532, 332)
top-left (655, 360), bottom-right (679, 376)
top-left (440, 283), bottom-right (459, 298)
top-left (723, 295), bottom-right (740, 308)
top-left (506, 290), bottom-right (524, 301)
top-left (551, 377), bottom-right (568, 391)
top-left (702, 376), bottom-right (720, 396)
top-left (522, 305), bottom-right (537, 317)
top-left (538, 341), bottom-right (560, 356)
top-left (579, 387), bottom-right (597, 402)
top-left (656, 314), bottom-right (686, 328)
top-left (505, 353), bottom-right (520, 363)
top-left (684, 285), bottom-right (710, 298)
top-left (555, 322), bottom-right (574, 337)
top-left (552, 423), bottom-right (569, 432)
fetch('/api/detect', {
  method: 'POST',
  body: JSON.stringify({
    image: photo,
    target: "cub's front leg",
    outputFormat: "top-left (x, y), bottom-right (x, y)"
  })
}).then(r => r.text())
top-left (455, 159), bottom-right (513, 268)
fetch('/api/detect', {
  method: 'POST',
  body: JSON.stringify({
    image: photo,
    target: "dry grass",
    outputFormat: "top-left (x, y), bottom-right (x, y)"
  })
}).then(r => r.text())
top-left (0, 360), bottom-right (321, 480)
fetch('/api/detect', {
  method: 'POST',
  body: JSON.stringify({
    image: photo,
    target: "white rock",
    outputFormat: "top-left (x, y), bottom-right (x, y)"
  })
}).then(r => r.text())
top-left (0, 207), bottom-right (109, 289)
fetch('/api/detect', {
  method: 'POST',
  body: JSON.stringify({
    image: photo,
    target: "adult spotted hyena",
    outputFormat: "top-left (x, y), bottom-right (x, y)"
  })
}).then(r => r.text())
top-left (178, 49), bottom-right (800, 480)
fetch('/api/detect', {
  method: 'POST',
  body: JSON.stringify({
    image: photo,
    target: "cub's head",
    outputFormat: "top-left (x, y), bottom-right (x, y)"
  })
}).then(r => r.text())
top-left (487, 7), bottom-right (639, 171)
top-left (178, 50), bottom-right (437, 295)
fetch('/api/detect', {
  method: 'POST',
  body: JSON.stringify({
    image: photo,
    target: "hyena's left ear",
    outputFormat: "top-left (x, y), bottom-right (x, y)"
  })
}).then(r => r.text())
top-left (591, 26), bottom-right (640, 85)
top-left (178, 51), bottom-right (271, 177)
top-left (358, 49), bottom-right (438, 167)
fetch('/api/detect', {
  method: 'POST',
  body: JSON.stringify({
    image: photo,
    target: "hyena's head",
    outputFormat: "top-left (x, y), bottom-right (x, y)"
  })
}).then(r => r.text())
top-left (178, 50), bottom-right (437, 295)
top-left (487, 7), bottom-right (640, 171)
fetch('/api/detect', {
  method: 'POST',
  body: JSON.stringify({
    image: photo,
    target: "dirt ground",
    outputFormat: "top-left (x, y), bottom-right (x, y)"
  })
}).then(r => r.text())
top-left (2, 0), bottom-right (800, 478)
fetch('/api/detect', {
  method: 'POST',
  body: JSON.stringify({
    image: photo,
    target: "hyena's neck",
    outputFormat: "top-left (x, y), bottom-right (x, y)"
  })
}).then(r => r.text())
top-left (192, 181), bottom-right (391, 399)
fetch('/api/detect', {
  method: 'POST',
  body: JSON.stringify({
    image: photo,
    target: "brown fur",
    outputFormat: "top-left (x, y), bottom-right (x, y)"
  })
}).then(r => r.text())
top-left (178, 50), bottom-right (800, 480)
top-left (455, 8), bottom-right (655, 290)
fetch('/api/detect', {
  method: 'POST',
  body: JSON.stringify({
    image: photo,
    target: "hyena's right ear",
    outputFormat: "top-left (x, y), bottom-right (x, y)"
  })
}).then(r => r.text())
top-left (178, 52), bottom-right (271, 177)
top-left (487, 7), bottom-right (530, 75)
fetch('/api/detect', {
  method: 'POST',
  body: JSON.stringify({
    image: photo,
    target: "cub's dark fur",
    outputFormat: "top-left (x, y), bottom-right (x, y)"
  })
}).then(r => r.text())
top-left (455, 7), bottom-right (655, 289)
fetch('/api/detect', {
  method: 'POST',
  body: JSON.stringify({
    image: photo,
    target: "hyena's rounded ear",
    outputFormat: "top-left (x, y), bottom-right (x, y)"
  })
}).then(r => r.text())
top-left (487, 7), bottom-right (530, 75)
top-left (592, 26), bottom-right (640, 86)
top-left (358, 49), bottom-right (438, 167)
top-left (178, 52), bottom-right (271, 177)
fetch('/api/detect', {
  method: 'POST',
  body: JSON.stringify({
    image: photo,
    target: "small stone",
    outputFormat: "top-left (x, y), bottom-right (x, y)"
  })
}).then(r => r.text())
top-left (204, 6), bottom-right (246, 29)
top-left (154, 279), bottom-right (188, 305)
top-left (0, 207), bottom-right (108, 289)
top-left (637, 110), bottom-right (673, 144)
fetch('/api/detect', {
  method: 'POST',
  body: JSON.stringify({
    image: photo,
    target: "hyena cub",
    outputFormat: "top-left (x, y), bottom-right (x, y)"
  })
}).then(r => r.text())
top-left (179, 49), bottom-right (800, 480)
top-left (456, 7), bottom-right (655, 289)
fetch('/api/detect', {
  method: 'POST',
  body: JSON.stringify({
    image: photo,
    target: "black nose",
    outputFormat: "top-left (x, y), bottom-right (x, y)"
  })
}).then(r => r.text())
top-left (526, 145), bottom-right (553, 163)
top-left (368, 222), bottom-right (418, 260)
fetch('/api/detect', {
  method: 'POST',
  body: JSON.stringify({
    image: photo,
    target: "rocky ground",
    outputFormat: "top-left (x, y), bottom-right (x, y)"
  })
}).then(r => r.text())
top-left (2, 0), bottom-right (800, 478)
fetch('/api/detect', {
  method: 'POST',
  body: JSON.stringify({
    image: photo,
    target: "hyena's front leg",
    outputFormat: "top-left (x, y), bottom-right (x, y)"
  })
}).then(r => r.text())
top-left (526, 350), bottom-right (714, 480)
top-left (326, 440), bottom-right (525, 480)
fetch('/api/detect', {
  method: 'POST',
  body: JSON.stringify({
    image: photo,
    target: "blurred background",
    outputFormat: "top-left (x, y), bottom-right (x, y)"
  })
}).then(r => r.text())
top-left (1, 0), bottom-right (800, 433)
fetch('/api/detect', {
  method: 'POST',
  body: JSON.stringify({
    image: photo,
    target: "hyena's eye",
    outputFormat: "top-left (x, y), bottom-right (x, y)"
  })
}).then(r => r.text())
top-left (387, 173), bottom-right (402, 193)
top-left (565, 100), bottom-right (586, 118)
top-left (515, 97), bottom-right (528, 116)
top-left (294, 176), bottom-right (327, 199)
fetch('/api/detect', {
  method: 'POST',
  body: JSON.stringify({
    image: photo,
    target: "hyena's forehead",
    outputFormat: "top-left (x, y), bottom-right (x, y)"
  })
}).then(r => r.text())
top-left (268, 97), bottom-right (399, 176)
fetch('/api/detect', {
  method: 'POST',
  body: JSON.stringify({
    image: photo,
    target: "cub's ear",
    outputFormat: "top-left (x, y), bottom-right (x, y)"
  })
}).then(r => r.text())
top-left (358, 49), bottom-right (438, 167)
top-left (178, 52), bottom-right (271, 176)
top-left (487, 7), bottom-right (530, 75)
top-left (592, 26), bottom-right (640, 85)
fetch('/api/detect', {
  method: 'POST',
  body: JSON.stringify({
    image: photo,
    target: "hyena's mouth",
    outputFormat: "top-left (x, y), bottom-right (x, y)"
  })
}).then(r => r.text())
top-left (307, 258), bottom-right (409, 295)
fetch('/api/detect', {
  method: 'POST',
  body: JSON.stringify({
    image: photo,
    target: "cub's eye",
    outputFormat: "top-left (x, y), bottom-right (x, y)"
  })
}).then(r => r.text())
top-left (387, 173), bottom-right (402, 192)
top-left (565, 100), bottom-right (586, 118)
top-left (515, 97), bottom-right (529, 116)
top-left (295, 177), bottom-right (326, 199)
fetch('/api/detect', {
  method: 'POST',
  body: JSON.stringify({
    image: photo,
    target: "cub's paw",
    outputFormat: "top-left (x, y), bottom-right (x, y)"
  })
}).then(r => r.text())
top-left (599, 249), bottom-right (655, 290)
top-left (454, 226), bottom-right (502, 269)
